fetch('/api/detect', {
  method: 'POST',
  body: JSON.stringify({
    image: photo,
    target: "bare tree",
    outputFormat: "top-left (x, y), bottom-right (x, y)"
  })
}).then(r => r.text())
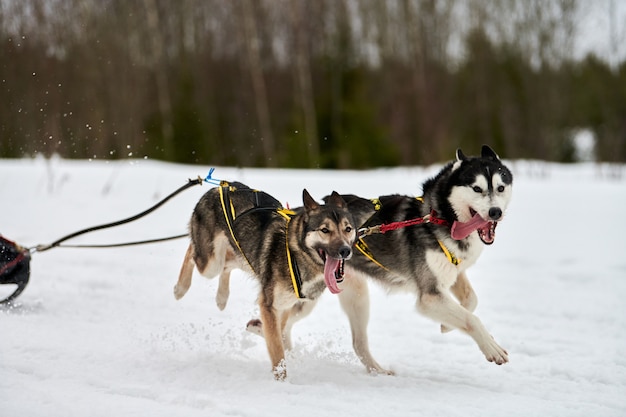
top-left (142, 0), bottom-right (173, 155)
top-left (239, 0), bottom-right (276, 167)
top-left (289, 0), bottom-right (319, 167)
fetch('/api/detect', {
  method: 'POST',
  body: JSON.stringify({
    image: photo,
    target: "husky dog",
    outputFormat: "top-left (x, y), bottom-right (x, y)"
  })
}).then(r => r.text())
top-left (247, 146), bottom-right (513, 370)
top-left (339, 145), bottom-right (513, 365)
top-left (173, 182), bottom-right (356, 380)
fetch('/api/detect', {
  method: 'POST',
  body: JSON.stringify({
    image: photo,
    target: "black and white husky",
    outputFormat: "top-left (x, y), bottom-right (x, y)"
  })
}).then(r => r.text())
top-left (335, 145), bottom-right (514, 369)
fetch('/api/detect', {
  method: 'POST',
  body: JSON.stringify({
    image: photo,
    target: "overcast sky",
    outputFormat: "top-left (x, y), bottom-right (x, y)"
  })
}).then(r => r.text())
top-left (576, 0), bottom-right (626, 66)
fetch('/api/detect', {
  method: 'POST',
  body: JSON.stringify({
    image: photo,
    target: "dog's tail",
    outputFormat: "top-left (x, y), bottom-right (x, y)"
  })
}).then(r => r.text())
top-left (173, 243), bottom-right (195, 300)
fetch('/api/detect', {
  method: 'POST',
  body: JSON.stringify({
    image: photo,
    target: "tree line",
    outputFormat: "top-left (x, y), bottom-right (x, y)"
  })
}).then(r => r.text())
top-left (1, 0), bottom-right (624, 167)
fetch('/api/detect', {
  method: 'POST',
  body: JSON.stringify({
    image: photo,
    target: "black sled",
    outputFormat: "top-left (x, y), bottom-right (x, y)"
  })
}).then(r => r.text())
top-left (0, 236), bottom-right (31, 304)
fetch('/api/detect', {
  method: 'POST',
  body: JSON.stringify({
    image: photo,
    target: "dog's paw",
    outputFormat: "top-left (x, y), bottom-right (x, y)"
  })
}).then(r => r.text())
top-left (215, 279), bottom-right (230, 310)
top-left (173, 284), bottom-right (186, 300)
top-left (481, 337), bottom-right (509, 365)
top-left (246, 319), bottom-right (263, 337)
top-left (272, 360), bottom-right (287, 381)
top-left (368, 366), bottom-right (395, 376)
top-left (215, 291), bottom-right (229, 311)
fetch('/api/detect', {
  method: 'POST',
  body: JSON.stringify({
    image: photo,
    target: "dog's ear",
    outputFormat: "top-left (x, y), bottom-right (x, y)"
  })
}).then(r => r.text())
top-left (327, 191), bottom-right (347, 209)
top-left (302, 189), bottom-right (320, 210)
top-left (456, 148), bottom-right (467, 162)
top-left (481, 145), bottom-right (500, 160)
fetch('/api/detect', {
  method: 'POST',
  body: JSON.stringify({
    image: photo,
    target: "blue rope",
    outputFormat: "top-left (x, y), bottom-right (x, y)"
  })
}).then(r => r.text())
top-left (203, 167), bottom-right (222, 186)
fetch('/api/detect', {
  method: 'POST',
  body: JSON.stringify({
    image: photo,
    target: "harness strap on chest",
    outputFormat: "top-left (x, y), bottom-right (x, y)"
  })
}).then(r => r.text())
top-left (278, 209), bottom-right (303, 300)
top-left (438, 240), bottom-right (461, 265)
top-left (278, 208), bottom-right (305, 299)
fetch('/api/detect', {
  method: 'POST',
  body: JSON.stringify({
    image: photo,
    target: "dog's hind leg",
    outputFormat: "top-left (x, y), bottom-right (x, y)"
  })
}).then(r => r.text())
top-left (245, 300), bottom-right (317, 350)
top-left (215, 271), bottom-right (231, 310)
top-left (215, 249), bottom-right (237, 310)
top-left (194, 234), bottom-right (229, 279)
top-left (441, 271), bottom-right (478, 333)
top-left (339, 272), bottom-right (393, 375)
top-left (174, 243), bottom-right (195, 300)
top-left (418, 289), bottom-right (508, 365)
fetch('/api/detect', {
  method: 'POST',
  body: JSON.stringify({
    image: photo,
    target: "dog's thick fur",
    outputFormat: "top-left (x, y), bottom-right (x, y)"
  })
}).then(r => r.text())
top-left (174, 182), bottom-right (356, 380)
top-left (248, 146), bottom-right (513, 369)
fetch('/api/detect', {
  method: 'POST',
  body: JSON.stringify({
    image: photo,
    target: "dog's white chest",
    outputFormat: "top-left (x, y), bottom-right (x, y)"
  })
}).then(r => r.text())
top-left (426, 235), bottom-right (484, 289)
top-left (455, 235), bottom-right (484, 271)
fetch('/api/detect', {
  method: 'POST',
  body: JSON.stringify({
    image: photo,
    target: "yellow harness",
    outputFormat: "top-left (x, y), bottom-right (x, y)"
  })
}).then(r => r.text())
top-left (218, 182), bottom-right (256, 273)
top-left (218, 182), bottom-right (304, 298)
top-left (276, 208), bottom-right (303, 299)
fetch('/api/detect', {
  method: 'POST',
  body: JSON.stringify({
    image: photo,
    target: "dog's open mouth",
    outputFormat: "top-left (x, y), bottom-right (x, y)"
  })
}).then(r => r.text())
top-left (476, 220), bottom-right (497, 245)
top-left (318, 250), bottom-right (345, 294)
top-left (451, 209), bottom-right (497, 245)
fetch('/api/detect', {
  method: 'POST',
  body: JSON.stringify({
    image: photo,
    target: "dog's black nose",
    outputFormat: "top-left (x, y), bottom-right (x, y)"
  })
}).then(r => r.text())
top-left (339, 246), bottom-right (351, 259)
top-left (488, 207), bottom-right (502, 220)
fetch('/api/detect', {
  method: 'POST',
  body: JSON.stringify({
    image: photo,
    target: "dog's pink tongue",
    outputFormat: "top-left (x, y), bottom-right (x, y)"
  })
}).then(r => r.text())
top-left (451, 213), bottom-right (490, 240)
top-left (324, 257), bottom-right (342, 294)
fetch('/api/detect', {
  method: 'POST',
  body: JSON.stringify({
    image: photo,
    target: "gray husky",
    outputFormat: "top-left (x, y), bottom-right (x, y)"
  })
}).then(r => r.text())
top-left (248, 145), bottom-right (513, 371)
top-left (173, 182), bottom-right (356, 380)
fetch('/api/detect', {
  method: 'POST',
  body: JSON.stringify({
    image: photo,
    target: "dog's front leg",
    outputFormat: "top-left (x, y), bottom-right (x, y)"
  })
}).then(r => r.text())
top-left (258, 293), bottom-right (287, 380)
top-left (441, 271), bottom-right (478, 333)
top-left (419, 290), bottom-right (508, 365)
top-left (339, 271), bottom-right (393, 375)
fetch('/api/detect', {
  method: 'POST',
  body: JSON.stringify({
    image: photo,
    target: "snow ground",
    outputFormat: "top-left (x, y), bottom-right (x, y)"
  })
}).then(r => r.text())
top-left (1, 157), bottom-right (625, 417)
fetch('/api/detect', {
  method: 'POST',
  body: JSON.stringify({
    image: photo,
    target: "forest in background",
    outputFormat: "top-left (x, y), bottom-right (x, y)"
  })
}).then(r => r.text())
top-left (1, 0), bottom-right (625, 168)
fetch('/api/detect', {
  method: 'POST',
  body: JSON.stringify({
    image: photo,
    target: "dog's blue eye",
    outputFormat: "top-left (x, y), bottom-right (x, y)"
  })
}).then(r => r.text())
top-left (345, 226), bottom-right (352, 233)
top-left (472, 186), bottom-right (482, 193)
top-left (320, 227), bottom-right (329, 234)
top-left (497, 185), bottom-right (505, 193)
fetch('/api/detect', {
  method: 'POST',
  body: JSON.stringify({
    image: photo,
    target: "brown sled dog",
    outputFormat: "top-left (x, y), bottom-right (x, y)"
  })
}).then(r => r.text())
top-left (174, 182), bottom-right (356, 380)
